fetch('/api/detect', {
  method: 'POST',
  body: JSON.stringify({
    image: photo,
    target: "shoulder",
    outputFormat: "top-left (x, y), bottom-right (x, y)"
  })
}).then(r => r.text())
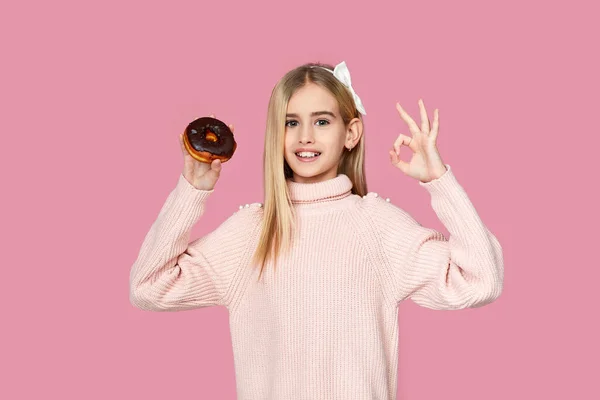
top-left (357, 191), bottom-right (421, 227)
top-left (235, 201), bottom-right (265, 212)
top-left (194, 201), bottom-right (263, 247)
top-left (358, 191), bottom-right (408, 216)
top-left (227, 201), bottom-right (264, 226)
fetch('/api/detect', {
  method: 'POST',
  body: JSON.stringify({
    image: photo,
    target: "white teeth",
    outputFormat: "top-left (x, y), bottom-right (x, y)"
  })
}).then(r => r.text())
top-left (296, 151), bottom-right (320, 158)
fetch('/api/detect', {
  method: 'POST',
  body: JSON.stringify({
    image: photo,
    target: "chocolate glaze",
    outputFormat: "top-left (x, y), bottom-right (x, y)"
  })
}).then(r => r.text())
top-left (185, 117), bottom-right (236, 157)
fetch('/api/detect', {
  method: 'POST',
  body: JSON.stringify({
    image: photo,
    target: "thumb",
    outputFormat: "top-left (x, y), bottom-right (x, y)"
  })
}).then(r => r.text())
top-left (203, 159), bottom-right (222, 186)
top-left (211, 159), bottom-right (222, 173)
top-left (389, 149), bottom-right (409, 174)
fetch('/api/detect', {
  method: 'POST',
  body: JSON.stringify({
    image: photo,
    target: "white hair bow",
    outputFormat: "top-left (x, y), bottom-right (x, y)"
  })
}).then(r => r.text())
top-left (316, 61), bottom-right (367, 116)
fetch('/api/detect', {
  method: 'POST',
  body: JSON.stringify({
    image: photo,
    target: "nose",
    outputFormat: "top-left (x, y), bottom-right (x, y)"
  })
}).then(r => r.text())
top-left (299, 125), bottom-right (315, 144)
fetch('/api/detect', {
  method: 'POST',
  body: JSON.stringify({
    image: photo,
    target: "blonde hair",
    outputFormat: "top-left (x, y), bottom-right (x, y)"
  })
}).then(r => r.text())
top-left (251, 62), bottom-right (368, 281)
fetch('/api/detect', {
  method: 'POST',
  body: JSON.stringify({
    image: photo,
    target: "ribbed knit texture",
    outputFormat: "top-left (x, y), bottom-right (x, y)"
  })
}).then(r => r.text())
top-left (129, 164), bottom-right (504, 400)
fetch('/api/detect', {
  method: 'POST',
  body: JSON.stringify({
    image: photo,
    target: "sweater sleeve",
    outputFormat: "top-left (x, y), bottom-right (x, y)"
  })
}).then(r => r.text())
top-left (376, 164), bottom-right (504, 310)
top-left (129, 173), bottom-right (258, 311)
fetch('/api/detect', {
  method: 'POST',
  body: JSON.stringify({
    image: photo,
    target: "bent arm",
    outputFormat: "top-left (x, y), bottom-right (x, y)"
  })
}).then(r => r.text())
top-left (129, 174), bottom-right (252, 311)
top-left (380, 165), bottom-right (504, 310)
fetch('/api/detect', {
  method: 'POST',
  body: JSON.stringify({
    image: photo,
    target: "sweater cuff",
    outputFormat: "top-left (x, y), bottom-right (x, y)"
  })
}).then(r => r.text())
top-left (175, 173), bottom-right (214, 203)
top-left (417, 164), bottom-right (457, 195)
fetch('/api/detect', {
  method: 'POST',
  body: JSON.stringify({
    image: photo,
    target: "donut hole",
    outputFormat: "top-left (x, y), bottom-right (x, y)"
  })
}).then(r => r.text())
top-left (205, 131), bottom-right (218, 142)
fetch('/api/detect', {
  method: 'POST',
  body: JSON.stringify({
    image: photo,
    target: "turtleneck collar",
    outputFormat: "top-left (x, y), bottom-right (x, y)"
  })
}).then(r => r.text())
top-left (286, 174), bottom-right (353, 204)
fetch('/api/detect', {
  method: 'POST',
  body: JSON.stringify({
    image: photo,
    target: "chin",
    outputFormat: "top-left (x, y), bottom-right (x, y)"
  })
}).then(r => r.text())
top-left (290, 166), bottom-right (337, 183)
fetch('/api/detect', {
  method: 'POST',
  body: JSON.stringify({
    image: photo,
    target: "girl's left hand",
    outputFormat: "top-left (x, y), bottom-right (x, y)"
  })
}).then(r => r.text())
top-left (389, 98), bottom-right (448, 183)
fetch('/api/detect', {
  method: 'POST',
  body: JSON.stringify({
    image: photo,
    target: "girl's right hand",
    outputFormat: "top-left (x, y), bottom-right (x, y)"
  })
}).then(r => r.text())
top-left (178, 113), bottom-right (235, 191)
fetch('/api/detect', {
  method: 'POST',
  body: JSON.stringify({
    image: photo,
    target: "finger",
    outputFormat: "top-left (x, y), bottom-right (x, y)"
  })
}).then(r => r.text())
top-left (418, 99), bottom-right (430, 134)
top-left (396, 102), bottom-right (420, 135)
top-left (430, 109), bottom-right (439, 140)
top-left (389, 149), bottom-right (409, 174)
top-left (393, 134), bottom-right (405, 155)
top-left (210, 113), bottom-right (215, 118)
top-left (393, 133), bottom-right (415, 155)
top-left (179, 133), bottom-right (185, 154)
top-left (228, 123), bottom-right (235, 133)
top-left (180, 132), bottom-right (192, 157)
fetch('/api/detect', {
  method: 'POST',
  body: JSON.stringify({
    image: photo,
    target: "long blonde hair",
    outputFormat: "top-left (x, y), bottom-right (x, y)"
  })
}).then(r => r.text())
top-left (251, 62), bottom-right (368, 281)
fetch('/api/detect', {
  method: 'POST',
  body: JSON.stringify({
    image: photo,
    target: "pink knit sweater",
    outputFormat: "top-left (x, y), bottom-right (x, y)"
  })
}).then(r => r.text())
top-left (129, 164), bottom-right (503, 400)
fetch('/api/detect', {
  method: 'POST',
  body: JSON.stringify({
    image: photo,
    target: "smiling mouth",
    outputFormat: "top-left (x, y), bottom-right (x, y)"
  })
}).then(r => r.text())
top-left (295, 151), bottom-right (321, 159)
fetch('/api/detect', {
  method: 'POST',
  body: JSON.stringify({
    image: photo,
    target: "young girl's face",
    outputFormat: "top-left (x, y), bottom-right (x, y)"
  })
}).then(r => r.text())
top-left (284, 83), bottom-right (349, 184)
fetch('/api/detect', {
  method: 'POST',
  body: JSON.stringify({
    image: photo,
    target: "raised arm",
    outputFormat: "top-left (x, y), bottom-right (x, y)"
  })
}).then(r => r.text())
top-left (374, 165), bottom-right (504, 310)
top-left (129, 173), bottom-right (259, 311)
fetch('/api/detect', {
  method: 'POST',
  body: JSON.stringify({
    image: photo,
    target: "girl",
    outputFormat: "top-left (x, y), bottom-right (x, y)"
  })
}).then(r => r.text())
top-left (129, 61), bottom-right (504, 400)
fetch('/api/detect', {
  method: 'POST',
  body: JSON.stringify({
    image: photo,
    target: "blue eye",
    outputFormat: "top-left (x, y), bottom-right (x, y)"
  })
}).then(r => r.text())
top-left (285, 119), bottom-right (330, 127)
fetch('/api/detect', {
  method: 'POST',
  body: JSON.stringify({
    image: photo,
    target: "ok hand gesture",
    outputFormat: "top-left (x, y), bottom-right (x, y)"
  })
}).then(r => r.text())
top-left (389, 99), bottom-right (448, 183)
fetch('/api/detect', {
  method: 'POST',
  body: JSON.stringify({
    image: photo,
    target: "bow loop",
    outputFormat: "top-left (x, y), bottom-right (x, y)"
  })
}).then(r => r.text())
top-left (314, 61), bottom-right (367, 116)
top-left (332, 61), bottom-right (353, 88)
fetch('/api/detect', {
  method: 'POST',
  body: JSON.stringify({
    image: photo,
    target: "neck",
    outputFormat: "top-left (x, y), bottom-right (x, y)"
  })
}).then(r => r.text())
top-left (286, 174), bottom-right (353, 205)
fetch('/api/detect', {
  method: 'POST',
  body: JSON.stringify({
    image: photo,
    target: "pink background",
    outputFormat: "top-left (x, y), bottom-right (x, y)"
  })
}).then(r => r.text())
top-left (2, 0), bottom-right (598, 398)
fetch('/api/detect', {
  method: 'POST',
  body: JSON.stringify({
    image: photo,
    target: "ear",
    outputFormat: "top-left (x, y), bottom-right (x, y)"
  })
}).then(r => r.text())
top-left (345, 117), bottom-right (363, 149)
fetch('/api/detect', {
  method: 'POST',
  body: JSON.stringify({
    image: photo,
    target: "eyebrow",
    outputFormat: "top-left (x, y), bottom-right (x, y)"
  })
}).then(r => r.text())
top-left (286, 111), bottom-right (336, 118)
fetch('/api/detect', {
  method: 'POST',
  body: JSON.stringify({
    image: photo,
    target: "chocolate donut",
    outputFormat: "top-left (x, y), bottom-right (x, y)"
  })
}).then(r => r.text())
top-left (183, 116), bottom-right (237, 163)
